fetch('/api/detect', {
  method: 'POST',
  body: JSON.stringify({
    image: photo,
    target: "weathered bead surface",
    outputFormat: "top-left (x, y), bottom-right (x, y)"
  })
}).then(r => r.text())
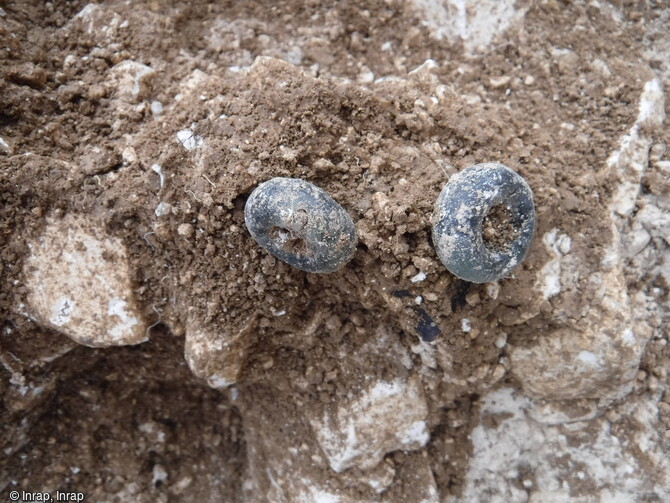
top-left (244, 177), bottom-right (358, 273)
top-left (431, 163), bottom-right (536, 283)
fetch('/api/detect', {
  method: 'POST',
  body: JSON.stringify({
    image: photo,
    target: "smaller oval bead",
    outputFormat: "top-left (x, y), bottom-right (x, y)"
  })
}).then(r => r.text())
top-left (244, 177), bottom-right (358, 273)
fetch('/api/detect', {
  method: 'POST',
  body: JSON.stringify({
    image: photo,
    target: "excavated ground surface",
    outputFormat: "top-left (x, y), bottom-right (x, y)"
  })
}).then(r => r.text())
top-left (1, 1), bottom-right (669, 502)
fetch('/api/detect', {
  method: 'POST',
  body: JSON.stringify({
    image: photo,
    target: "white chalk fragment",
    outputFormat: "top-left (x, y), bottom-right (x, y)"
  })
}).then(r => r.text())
top-left (608, 79), bottom-right (665, 217)
top-left (621, 328), bottom-right (636, 347)
top-left (410, 0), bottom-right (523, 53)
top-left (150, 100), bottom-right (163, 116)
top-left (106, 298), bottom-right (140, 341)
top-left (399, 420), bottom-right (429, 445)
top-left (637, 79), bottom-right (665, 126)
top-left (486, 282), bottom-right (500, 300)
top-left (152, 465), bottom-right (168, 486)
top-left (494, 333), bottom-right (507, 349)
top-left (460, 388), bottom-right (670, 501)
top-left (309, 377), bottom-right (429, 472)
top-left (50, 297), bottom-right (75, 327)
top-left (207, 375), bottom-right (234, 389)
top-left (109, 60), bottom-right (155, 101)
top-left (22, 213), bottom-right (147, 347)
top-left (576, 350), bottom-right (600, 368)
top-left (154, 202), bottom-right (171, 217)
top-left (409, 59), bottom-right (439, 75)
top-left (537, 228), bottom-right (572, 299)
top-left (151, 164), bottom-right (165, 188)
top-left (176, 129), bottom-right (204, 150)
top-left (411, 271), bottom-right (427, 283)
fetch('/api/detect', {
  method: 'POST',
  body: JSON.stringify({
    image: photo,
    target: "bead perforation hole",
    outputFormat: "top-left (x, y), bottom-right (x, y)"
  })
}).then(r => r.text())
top-left (482, 205), bottom-right (520, 251)
top-left (269, 226), bottom-right (307, 255)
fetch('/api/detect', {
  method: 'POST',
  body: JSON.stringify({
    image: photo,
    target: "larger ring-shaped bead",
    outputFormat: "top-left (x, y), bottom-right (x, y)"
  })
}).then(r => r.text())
top-left (431, 163), bottom-right (536, 283)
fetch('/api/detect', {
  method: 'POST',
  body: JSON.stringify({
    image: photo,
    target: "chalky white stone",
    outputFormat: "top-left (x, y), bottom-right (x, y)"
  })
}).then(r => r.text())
top-left (309, 377), bottom-right (429, 473)
top-left (109, 60), bottom-right (155, 101)
top-left (511, 78), bottom-right (665, 401)
top-left (23, 214), bottom-right (147, 347)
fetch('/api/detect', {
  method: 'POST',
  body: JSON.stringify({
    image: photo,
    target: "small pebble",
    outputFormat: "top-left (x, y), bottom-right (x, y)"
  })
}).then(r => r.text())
top-left (176, 129), bottom-right (203, 150)
top-left (465, 291), bottom-right (481, 306)
top-left (151, 100), bottom-right (164, 116)
top-left (177, 223), bottom-right (194, 237)
top-left (411, 271), bottom-right (427, 283)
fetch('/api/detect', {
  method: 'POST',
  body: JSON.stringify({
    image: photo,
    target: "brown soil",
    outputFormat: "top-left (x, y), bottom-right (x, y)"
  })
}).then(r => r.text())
top-left (1, 0), bottom-right (669, 501)
top-left (482, 205), bottom-right (519, 252)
